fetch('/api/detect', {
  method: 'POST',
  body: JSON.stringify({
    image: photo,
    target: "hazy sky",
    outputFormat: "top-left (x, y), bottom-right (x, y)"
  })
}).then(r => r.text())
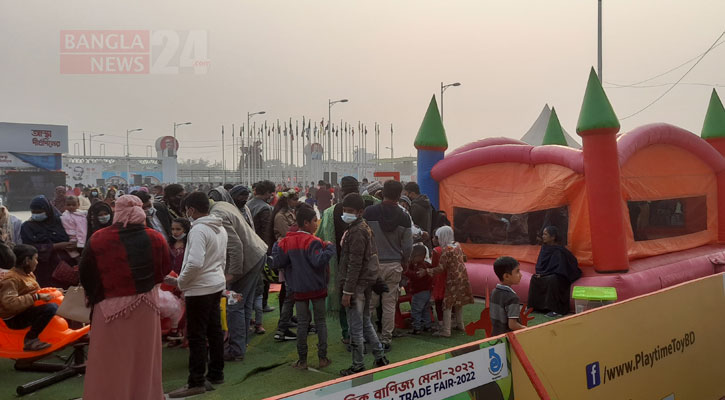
top-left (1, 0), bottom-right (724, 165)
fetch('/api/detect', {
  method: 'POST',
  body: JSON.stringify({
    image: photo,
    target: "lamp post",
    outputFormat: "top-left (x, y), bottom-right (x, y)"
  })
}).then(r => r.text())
top-left (440, 82), bottom-right (461, 122)
top-left (328, 99), bottom-right (348, 184)
top-left (89, 133), bottom-right (104, 156)
top-left (247, 111), bottom-right (266, 186)
top-left (173, 122), bottom-right (191, 158)
top-left (126, 128), bottom-right (143, 186)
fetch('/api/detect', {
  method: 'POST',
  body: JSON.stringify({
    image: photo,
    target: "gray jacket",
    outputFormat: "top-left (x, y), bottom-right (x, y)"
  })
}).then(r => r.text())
top-left (363, 201), bottom-right (413, 264)
top-left (210, 200), bottom-right (268, 283)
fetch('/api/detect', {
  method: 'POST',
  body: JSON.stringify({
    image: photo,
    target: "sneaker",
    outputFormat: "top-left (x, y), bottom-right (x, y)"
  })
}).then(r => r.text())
top-left (382, 343), bottom-right (391, 352)
top-left (166, 330), bottom-right (184, 341)
top-left (373, 356), bottom-right (390, 368)
top-left (206, 376), bottom-right (224, 385)
top-left (255, 325), bottom-right (266, 334)
top-left (274, 329), bottom-right (297, 341)
top-left (263, 305), bottom-right (276, 313)
top-left (223, 353), bottom-right (244, 362)
top-left (546, 311), bottom-right (562, 318)
top-left (168, 384), bottom-right (205, 398)
top-left (318, 357), bottom-right (332, 368)
top-left (340, 365), bottom-right (365, 376)
top-left (204, 380), bottom-right (217, 391)
top-left (292, 360), bottom-right (308, 370)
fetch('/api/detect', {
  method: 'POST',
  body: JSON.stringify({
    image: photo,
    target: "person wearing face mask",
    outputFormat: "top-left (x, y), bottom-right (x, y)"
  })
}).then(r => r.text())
top-left (86, 201), bottom-right (113, 242)
top-left (87, 187), bottom-right (102, 205)
top-left (132, 191), bottom-right (172, 241)
top-left (20, 196), bottom-right (74, 288)
top-left (315, 176), bottom-right (361, 345)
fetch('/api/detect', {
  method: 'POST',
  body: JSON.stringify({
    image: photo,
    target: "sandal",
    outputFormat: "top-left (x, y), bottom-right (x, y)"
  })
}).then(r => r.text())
top-left (23, 339), bottom-right (51, 352)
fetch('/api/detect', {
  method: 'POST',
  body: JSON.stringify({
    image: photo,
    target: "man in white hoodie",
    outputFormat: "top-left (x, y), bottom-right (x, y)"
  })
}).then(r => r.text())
top-left (169, 192), bottom-right (228, 398)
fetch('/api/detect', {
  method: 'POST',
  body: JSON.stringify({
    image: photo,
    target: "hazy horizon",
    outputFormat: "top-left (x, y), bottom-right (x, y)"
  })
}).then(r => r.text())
top-left (1, 0), bottom-right (724, 166)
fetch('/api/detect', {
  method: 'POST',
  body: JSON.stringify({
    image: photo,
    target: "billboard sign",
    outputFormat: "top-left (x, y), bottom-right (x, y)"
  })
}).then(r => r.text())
top-left (0, 123), bottom-right (69, 154)
top-left (62, 162), bottom-right (103, 186)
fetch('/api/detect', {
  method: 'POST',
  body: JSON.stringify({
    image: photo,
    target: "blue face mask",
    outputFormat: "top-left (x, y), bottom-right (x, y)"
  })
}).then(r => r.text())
top-left (341, 212), bottom-right (358, 224)
top-left (31, 213), bottom-right (48, 222)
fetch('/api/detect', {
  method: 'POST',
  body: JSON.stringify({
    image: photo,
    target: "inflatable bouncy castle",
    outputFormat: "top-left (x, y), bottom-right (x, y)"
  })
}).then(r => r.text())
top-left (417, 68), bottom-right (725, 305)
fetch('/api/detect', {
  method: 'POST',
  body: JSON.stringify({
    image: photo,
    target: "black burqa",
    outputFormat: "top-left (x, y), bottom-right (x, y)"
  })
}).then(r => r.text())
top-left (527, 244), bottom-right (582, 315)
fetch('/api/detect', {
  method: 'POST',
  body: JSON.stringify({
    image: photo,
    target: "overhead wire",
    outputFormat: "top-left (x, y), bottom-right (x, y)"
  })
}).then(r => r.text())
top-left (619, 27), bottom-right (725, 120)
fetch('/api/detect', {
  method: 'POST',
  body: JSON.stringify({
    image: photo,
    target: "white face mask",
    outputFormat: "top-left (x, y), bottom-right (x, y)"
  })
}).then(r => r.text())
top-left (172, 233), bottom-right (186, 240)
top-left (341, 212), bottom-right (358, 224)
top-left (98, 215), bottom-right (111, 224)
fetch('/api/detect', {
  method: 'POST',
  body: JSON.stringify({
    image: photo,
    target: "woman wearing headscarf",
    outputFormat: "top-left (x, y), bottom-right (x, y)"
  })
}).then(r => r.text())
top-left (87, 187), bottom-right (102, 205)
top-left (103, 187), bottom-right (116, 209)
top-left (421, 226), bottom-right (474, 337)
top-left (20, 196), bottom-right (73, 288)
top-left (86, 201), bottom-right (114, 242)
top-left (80, 195), bottom-right (171, 400)
top-left (0, 200), bottom-right (23, 245)
top-left (527, 225), bottom-right (581, 317)
top-left (52, 186), bottom-right (67, 214)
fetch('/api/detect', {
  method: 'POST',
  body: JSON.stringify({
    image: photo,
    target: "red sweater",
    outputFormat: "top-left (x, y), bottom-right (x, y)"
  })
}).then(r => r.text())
top-left (80, 223), bottom-right (171, 305)
top-left (404, 261), bottom-right (433, 295)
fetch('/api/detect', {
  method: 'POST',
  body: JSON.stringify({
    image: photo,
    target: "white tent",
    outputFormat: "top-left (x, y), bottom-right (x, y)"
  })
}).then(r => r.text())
top-left (520, 104), bottom-right (581, 148)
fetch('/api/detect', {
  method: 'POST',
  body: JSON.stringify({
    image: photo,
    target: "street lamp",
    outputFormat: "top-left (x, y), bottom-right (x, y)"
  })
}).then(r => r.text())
top-left (126, 128), bottom-right (143, 186)
top-left (440, 81), bottom-right (461, 123)
top-left (246, 111), bottom-right (266, 185)
top-left (173, 122), bottom-right (191, 140)
top-left (328, 99), bottom-right (348, 184)
top-left (89, 133), bottom-right (104, 156)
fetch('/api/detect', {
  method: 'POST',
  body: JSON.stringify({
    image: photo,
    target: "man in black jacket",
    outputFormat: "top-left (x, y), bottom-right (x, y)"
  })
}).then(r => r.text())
top-left (133, 190), bottom-right (172, 241)
top-left (403, 182), bottom-right (432, 236)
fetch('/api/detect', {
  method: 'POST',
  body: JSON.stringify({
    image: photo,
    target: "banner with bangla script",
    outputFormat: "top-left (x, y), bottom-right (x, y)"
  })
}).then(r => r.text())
top-left (282, 340), bottom-right (514, 400)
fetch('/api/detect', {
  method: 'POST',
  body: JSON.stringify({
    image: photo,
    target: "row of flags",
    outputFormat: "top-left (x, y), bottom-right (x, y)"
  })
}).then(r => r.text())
top-left (226, 118), bottom-right (393, 141)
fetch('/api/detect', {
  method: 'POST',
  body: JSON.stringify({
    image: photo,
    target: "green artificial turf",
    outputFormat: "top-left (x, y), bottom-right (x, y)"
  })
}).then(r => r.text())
top-left (0, 295), bottom-right (556, 399)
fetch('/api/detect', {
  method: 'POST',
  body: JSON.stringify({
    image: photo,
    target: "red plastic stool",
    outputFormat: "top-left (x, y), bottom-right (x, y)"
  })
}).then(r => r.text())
top-left (394, 292), bottom-right (412, 329)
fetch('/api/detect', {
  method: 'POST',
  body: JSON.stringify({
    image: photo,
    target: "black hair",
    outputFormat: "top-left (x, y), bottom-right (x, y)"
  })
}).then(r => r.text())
top-left (13, 244), bottom-right (37, 273)
top-left (163, 184), bottom-right (184, 200)
top-left (183, 191), bottom-right (210, 214)
top-left (543, 225), bottom-right (560, 243)
top-left (0, 242), bottom-right (16, 270)
top-left (382, 180), bottom-right (403, 201)
top-left (255, 180), bottom-right (275, 196)
top-left (404, 182), bottom-right (421, 195)
top-left (411, 243), bottom-right (427, 259)
top-left (169, 217), bottom-right (191, 247)
top-left (342, 193), bottom-right (365, 211)
top-left (223, 183), bottom-right (234, 190)
top-left (296, 204), bottom-right (317, 227)
top-left (493, 256), bottom-right (520, 281)
top-left (132, 190), bottom-right (151, 204)
top-left (318, 180), bottom-right (325, 185)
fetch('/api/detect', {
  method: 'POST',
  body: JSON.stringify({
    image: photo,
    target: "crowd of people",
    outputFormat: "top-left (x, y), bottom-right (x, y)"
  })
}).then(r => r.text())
top-left (0, 175), bottom-right (580, 399)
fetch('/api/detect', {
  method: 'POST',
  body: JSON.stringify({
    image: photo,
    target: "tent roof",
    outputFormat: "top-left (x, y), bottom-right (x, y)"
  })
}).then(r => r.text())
top-left (520, 104), bottom-right (581, 149)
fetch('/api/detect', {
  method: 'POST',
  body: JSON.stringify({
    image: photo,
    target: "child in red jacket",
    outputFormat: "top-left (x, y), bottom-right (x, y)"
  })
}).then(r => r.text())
top-left (403, 244), bottom-right (433, 334)
top-left (272, 205), bottom-right (335, 370)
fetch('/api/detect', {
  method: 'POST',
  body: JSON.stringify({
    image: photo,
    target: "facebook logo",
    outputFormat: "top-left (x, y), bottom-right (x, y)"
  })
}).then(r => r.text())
top-left (586, 362), bottom-right (601, 389)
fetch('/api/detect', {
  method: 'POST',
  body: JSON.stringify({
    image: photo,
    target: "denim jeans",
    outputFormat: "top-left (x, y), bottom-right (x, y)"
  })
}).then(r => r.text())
top-left (185, 291), bottom-right (224, 387)
top-left (346, 285), bottom-right (384, 370)
top-left (253, 294), bottom-right (263, 327)
top-left (276, 280), bottom-right (296, 332)
top-left (226, 256), bottom-right (264, 358)
top-left (295, 297), bottom-right (327, 361)
top-left (410, 290), bottom-right (432, 330)
top-left (4, 303), bottom-right (58, 341)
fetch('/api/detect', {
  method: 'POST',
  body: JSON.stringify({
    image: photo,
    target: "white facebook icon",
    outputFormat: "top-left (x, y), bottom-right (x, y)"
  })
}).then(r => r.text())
top-left (586, 361), bottom-right (601, 389)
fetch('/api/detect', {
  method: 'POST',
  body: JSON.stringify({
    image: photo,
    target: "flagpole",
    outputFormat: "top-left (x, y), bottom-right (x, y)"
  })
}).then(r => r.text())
top-left (221, 125), bottom-right (226, 184)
